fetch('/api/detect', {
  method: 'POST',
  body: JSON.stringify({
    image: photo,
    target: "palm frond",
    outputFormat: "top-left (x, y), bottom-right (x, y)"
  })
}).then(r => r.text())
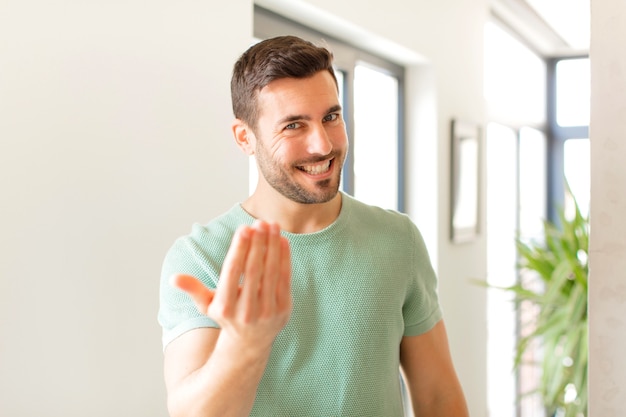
top-left (481, 186), bottom-right (589, 416)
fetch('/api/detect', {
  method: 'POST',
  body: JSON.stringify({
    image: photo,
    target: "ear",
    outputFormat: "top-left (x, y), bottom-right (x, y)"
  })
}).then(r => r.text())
top-left (232, 119), bottom-right (256, 156)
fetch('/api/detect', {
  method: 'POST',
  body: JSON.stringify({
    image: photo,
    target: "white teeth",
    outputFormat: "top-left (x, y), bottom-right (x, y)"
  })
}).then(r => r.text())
top-left (300, 160), bottom-right (331, 175)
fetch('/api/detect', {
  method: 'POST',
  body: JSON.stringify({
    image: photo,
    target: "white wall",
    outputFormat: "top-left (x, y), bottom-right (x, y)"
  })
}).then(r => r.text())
top-left (0, 2), bottom-right (251, 416)
top-left (0, 0), bottom-right (491, 416)
top-left (589, 0), bottom-right (626, 415)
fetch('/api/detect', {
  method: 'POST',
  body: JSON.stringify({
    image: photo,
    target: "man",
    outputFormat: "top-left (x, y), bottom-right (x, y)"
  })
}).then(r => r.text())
top-left (158, 35), bottom-right (469, 417)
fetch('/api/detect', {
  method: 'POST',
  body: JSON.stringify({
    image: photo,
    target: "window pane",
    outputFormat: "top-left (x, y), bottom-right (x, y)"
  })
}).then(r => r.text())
top-left (335, 68), bottom-right (345, 105)
top-left (353, 64), bottom-right (398, 210)
top-left (518, 126), bottom-right (547, 417)
top-left (556, 58), bottom-right (590, 127)
top-left (519, 127), bottom-right (548, 239)
top-left (564, 138), bottom-right (590, 218)
top-left (486, 123), bottom-right (518, 417)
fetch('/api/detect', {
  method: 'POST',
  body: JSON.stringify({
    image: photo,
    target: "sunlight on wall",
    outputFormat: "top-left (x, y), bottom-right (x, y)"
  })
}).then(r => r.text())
top-left (484, 22), bottom-right (546, 127)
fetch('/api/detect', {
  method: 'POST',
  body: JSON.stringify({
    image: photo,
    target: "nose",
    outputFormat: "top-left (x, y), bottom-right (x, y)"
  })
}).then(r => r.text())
top-left (306, 123), bottom-right (333, 156)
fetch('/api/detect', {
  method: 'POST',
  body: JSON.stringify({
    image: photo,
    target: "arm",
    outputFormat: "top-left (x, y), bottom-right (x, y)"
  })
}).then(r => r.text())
top-left (400, 320), bottom-right (469, 417)
top-left (163, 221), bottom-right (292, 417)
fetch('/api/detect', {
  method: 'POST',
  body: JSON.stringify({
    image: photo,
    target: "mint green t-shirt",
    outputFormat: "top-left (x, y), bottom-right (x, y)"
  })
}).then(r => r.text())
top-left (158, 193), bottom-right (442, 417)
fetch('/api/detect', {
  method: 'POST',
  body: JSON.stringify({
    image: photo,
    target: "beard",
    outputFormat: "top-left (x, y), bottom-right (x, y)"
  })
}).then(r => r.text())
top-left (254, 140), bottom-right (345, 205)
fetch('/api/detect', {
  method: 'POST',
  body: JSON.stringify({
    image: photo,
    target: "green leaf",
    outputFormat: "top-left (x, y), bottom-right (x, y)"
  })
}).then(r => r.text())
top-left (475, 184), bottom-right (588, 416)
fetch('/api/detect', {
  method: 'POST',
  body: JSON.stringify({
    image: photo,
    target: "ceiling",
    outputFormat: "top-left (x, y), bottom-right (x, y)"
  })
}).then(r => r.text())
top-left (491, 0), bottom-right (590, 57)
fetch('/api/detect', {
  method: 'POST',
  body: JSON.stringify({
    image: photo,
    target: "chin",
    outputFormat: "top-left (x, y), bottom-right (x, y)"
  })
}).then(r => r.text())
top-left (303, 185), bottom-right (341, 205)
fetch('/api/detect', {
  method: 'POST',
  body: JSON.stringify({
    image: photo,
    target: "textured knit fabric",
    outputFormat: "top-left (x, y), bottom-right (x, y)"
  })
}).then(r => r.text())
top-left (158, 192), bottom-right (442, 417)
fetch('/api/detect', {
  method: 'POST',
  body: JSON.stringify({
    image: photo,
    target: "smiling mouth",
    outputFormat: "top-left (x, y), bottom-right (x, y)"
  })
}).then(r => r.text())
top-left (297, 159), bottom-right (332, 175)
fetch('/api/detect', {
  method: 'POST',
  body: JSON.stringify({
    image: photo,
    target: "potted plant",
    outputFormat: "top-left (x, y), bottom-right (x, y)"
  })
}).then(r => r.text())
top-left (490, 194), bottom-right (588, 417)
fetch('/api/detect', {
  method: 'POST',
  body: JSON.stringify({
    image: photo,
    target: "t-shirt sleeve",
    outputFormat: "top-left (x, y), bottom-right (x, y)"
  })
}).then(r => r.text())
top-left (157, 226), bottom-right (222, 350)
top-left (402, 222), bottom-right (443, 336)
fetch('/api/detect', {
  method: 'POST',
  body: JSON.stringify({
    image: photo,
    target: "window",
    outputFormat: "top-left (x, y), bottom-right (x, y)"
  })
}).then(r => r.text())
top-left (563, 138), bottom-right (589, 218)
top-left (485, 17), bottom-right (589, 417)
top-left (252, 6), bottom-right (405, 211)
top-left (556, 58), bottom-right (590, 127)
top-left (353, 64), bottom-right (399, 209)
top-left (484, 20), bottom-right (548, 417)
top-left (549, 57), bottom-right (590, 221)
top-left (485, 123), bottom-right (518, 417)
top-left (517, 127), bottom-right (548, 417)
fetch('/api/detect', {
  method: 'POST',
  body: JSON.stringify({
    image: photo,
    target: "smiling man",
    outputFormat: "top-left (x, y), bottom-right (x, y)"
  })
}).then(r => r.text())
top-left (236, 71), bottom-right (346, 219)
top-left (158, 35), bottom-right (469, 417)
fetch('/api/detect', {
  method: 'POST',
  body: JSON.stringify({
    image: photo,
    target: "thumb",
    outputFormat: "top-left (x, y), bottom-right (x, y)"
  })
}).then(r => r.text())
top-left (170, 273), bottom-right (215, 314)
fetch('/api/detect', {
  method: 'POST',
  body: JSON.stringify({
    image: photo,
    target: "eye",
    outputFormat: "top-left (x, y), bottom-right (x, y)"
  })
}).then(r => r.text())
top-left (284, 122), bottom-right (301, 130)
top-left (323, 113), bottom-right (339, 123)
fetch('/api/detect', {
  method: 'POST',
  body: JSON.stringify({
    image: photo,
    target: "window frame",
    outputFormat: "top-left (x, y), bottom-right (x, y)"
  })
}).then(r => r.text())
top-left (546, 56), bottom-right (589, 223)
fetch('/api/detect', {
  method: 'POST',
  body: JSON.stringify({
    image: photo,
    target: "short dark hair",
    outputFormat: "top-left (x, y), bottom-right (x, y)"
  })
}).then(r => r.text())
top-left (231, 35), bottom-right (337, 129)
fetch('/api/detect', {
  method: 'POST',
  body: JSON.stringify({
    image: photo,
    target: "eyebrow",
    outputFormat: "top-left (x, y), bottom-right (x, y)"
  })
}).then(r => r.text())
top-left (276, 104), bottom-right (343, 126)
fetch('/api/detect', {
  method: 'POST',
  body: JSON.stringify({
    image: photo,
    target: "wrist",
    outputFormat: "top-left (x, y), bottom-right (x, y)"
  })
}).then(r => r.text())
top-left (213, 332), bottom-right (274, 369)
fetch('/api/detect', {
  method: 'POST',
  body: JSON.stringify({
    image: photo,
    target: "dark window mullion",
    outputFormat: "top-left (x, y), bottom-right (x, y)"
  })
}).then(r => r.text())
top-left (397, 76), bottom-right (406, 212)
top-left (546, 57), bottom-right (561, 223)
top-left (547, 56), bottom-right (590, 224)
top-left (341, 67), bottom-right (356, 196)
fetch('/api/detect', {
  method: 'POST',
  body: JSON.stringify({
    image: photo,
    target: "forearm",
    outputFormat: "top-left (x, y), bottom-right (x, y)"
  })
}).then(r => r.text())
top-left (167, 336), bottom-right (272, 417)
top-left (400, 322), bottom-right (469, 417)
top-left (411, 386), bottom-right (469, 417)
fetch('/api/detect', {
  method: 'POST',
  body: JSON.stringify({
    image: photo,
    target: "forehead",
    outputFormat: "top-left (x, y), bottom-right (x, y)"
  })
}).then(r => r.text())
top-left (257, 71), bottom-right (340, 120)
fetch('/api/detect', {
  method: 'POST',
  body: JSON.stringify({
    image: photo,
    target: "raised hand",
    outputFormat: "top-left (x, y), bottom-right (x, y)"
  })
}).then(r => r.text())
top-left (171, 221), bottom-right (292, 350)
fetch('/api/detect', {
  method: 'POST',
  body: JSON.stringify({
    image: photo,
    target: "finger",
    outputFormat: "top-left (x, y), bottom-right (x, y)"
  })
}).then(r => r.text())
top-left (276, 237), bottom-right (293, 311)
top-left (170, 273), bottom-right (215, 315)
top-left (260, 222), bottom-right (281, 309)
top-left (215, 225), bottom-right (253, 307)
top-left (240, 221), bottom-right (269, 311)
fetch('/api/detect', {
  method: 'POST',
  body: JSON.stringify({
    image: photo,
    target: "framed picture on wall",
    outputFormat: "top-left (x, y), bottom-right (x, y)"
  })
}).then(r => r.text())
top-left (450, 119), bottom-right (481, 243)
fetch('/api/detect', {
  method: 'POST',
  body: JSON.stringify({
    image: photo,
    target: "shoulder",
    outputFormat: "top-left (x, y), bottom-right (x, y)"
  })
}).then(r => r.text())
top-left (162, 205), bottom-right (251, 279)
top-left (172, 205), bottom-right (251, 250)
top-left (341, 194), bottom-right (433, 263)
top-left (343, 193), bottom-right (417, 235)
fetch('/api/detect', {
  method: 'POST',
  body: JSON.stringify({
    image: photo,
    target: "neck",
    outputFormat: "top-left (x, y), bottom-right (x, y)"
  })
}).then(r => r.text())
top-left (241, 191), bottom-right (342, 234)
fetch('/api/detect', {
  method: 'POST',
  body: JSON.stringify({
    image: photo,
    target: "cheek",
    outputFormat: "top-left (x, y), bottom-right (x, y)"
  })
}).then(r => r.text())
top-left (330, 125), bottom-right (349, 148)
top-left (261, 142), bottom-right (292, 166)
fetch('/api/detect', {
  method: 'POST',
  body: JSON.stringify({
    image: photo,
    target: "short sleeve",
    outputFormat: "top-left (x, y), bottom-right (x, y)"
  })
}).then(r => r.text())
top-left (402, 223), bottom-right (443, 336)
top-left (157, 226), bottom-right (222, 349)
